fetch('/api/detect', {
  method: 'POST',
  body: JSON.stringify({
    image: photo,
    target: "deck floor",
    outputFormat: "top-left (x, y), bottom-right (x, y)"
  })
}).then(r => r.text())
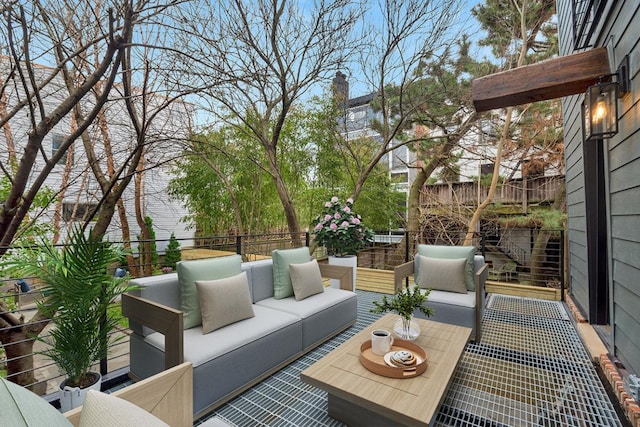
top-left (198, 289), bottom-right (624, 426)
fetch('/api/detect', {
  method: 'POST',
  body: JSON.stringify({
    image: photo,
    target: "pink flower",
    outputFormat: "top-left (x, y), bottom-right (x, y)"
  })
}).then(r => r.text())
top-left (329, 223), bottom-right (338, 230)
top-left (334, 212), bottom-right (341, 219)
top-left (343, 206), bottom-right (351, 213)
top-left (347, 198), bottom-right (354, 204)
top-left (325, 201), bottom-right (331, 208)
top-left (351, 217), bottom-right (360, 224)
top-left (341, 221), bottom-right (349, 227)
top-left (331, 196), bottom-right (338, 203)
top-left (324, 214), bottom-right (332, 221)
top-left (314, 223), bottom-right (323, 230)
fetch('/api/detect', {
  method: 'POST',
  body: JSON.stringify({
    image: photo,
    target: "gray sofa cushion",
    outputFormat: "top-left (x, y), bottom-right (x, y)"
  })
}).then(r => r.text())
top-left (426, 289), bottom-right (476, 308)
top-left (256, 288), bottom-right (353, 319)
top-left (256, 288), bottom-right (357, 350)
top-left (144, 305), bottom-right (300, 367)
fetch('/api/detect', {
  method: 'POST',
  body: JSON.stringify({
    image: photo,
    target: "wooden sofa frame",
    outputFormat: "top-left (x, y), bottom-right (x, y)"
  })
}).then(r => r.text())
top-left (64, 362), bottom-right (193, 427)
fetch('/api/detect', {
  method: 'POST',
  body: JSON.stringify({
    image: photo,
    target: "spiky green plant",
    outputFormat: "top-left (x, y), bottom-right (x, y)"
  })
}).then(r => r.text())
top-left (2, 227), bottom-right (131, 388)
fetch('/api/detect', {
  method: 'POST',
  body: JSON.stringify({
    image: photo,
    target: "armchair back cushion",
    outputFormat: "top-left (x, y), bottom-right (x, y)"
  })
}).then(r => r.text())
top-left (416, 255), bottom-right (468, 293)
top-left (177, 255), bottom-right (242, 329)
top-left (416, 245), bottom-right (476, 291)
top-left (271, 247), bottom-right (312, 299)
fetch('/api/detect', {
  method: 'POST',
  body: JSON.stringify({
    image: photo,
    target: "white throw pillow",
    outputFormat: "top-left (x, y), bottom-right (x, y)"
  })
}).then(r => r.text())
top-left (289, 259), bottom-right (325, 301)
top-left (417, 255), bottom-right (468, 294)
top-left (78, 390), bottom-right (169, 427)
top-left (196, 271), bottom-right (255, 334)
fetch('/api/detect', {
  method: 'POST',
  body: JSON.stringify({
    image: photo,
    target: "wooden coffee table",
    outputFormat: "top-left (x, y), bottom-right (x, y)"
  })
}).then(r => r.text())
top-left (301, 313), bottom-right (471, 426)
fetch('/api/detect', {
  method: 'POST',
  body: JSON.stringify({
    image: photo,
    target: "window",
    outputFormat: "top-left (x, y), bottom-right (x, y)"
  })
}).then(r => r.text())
top-left (571, 0), bottom-right (606, 50)
top-left (391, 144), bottom-right (407, 169)
top-left (62, 202), bottom-right (98, 222)
top-left (391, 172), bottom-right (408, 184)
top-left (51, 133), bottom-right (72, 165)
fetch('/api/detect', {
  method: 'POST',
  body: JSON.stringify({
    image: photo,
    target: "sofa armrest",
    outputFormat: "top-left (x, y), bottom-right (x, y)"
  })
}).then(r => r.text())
top-left (475, 262), bottom-right (489, 290)
top-left (65, 362), bottom-right (193, 427)
top-left (474, 263), bottom-right (488, 342)
top-left (394, 261), bottom-right (415, 292)
top-left (318, 263), bottom-right (353, 291)
top-left (122, 293), bottom-right (184, 370)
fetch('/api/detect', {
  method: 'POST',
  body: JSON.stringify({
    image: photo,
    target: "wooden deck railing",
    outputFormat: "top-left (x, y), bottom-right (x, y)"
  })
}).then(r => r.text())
top-left (420, 175), bottom-right (564, 207)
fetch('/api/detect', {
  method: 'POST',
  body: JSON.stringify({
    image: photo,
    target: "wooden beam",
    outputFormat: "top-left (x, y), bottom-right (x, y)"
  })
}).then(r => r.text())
top-left (472, 47), bottom-right (611, 112)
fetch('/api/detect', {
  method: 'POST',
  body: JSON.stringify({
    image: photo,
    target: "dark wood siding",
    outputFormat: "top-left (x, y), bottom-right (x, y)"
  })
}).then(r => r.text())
top-left (558, 0), bottom-right (640, 376)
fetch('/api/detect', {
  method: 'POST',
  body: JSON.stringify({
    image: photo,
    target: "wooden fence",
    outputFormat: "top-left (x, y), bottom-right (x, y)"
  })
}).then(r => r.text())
top-left (420, 175), bottom-right (564, 207)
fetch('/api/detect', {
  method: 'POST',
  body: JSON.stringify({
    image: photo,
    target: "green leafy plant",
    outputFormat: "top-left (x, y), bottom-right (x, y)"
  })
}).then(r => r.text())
top-left (2, 227), bottom-right (132, 388)
top-left (311, 197), bottom-right (374, 257)
top-left (370, 284), bottom-right (434, 321)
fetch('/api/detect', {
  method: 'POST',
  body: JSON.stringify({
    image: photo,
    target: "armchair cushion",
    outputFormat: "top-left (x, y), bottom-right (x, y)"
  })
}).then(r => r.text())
top-left (416, 245), bottom-right (476, 291)
top-left (0, 376), bottom-right (72, 426)
top-left (196, 272), bottom-right (255, 334)
top-left (289, 259), bottom-right (324, 301)
top-left (78, 390), bottom-right (169, 427)
top-left (177, 255), bottom-right (243, 329)
top-left (272, 247), bottom-right (311, 299)
top-left (416, 255), bottom-right (467, 293)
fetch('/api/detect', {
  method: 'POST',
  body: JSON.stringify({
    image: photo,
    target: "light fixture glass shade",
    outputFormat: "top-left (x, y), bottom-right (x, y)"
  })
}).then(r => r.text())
top-left (583, 81), bottom-right (618, 141)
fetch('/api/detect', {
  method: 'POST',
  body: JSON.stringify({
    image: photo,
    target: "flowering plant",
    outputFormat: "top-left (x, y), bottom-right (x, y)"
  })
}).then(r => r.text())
top-left (311, 197), bottom-right (374, 257)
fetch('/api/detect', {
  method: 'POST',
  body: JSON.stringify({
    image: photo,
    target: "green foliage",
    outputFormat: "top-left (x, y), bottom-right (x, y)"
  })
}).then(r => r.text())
top-left (1, 227), bottom-right (132, 388)
top-left (164, 232), bottom-right (181, 270)
top-left (170, 97), bottom-right (401, 236)
top-left (138, 216), bottom-right (158, 268)
top-left (498, 207), bottom-right (566, 230)
top-left (0, 175), bottom-right (56, 246)
top-left (370, 284), bottom-right (433, 321)
top-left (311, 197), bottom-right (374, 257)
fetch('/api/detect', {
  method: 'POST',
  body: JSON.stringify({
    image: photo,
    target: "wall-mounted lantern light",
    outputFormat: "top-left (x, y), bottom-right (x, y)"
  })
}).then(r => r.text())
top-left (582, 55), bottom-right (631, 142)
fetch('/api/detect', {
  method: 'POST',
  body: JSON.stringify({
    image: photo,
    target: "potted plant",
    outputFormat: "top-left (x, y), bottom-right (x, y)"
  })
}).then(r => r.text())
top-left (2, 226), bottom-right (131, 411)
top-left (311, 197), bottom-right (374, 290)
top-left (370, 284), bottom-right (434, 340)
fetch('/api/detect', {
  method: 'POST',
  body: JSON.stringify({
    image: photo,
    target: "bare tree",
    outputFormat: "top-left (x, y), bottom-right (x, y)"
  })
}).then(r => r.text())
top-left (0, 0), bottom-right (182, 389)
top-left (464, 0), bottom-right (557, 244)
top-left (173, 0), bottom-right (362, 245)
top-left (344, 0), bottom-right (464, 201)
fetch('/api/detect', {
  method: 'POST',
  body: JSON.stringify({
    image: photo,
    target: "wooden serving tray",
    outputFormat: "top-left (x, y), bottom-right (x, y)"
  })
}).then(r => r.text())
top-left (359, 339), bottom-right (427, 378)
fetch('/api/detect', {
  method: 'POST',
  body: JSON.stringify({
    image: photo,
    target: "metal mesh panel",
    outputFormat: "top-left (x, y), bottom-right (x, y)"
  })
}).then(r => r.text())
top-left (198, 292), bottom-right (623, 427)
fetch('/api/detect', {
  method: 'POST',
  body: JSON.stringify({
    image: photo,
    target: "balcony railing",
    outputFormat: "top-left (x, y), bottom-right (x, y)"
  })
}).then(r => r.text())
top-left (0, 228), bottom-right (564, 402)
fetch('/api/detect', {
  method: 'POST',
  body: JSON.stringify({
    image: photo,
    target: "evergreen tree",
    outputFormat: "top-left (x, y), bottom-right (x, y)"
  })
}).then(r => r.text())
top-left (164, 233), bottom-right (181, 271)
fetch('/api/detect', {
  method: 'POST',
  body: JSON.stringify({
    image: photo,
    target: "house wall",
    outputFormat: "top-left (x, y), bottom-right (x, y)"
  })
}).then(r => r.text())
top-left (0, 62), bottom-right (195, 253)
top-left (557, 0), bottom-right (640, 376)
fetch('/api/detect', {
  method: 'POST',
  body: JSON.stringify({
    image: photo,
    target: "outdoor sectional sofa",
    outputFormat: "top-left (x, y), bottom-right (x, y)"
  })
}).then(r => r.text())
top-left (122, 248), bottom-right (357, 418)
top-left (394, 245), bottom-right (488, 342)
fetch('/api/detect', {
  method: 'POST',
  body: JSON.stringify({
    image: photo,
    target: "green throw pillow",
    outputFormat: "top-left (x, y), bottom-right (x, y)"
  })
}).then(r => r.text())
top-left (272, 247), bottom-right (311, 299)
top-left (416, 245), bottom-right (476, 291)
top-left (177, 254), bottom-right (242, 329)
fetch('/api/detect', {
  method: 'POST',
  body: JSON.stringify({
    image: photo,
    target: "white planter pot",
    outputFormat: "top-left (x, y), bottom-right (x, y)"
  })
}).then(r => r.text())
top-left (328, 255), bottom-right (357, 291)
top-left (59, 372), bottom-right (102, 412)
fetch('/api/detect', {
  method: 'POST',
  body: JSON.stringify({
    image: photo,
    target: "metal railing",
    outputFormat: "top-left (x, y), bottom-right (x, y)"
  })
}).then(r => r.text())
top-left (0, 228), bottom-right (564, 400)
